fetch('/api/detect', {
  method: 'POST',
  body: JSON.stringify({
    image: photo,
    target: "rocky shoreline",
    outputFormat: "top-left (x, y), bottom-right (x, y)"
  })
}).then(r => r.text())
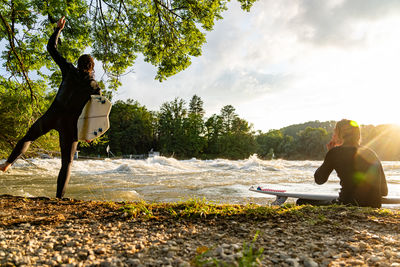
top-left (1, 195), bottom-right (400, 266)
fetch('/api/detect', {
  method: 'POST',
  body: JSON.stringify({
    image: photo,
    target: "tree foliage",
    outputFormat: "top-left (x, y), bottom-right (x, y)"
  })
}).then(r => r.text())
top-left (281, 120), bottom-right (336, 138)
top-left (219, 116), bottom-right (256, 159)
top-left (204, 114), bottom-right (223, 157)
top-left (157, 101), bottom-right (256, 159)
top-left (0, 0), bottom-right (258, 94)
top-left (256, 130), bottom-right (293, 159)
top-left (80, 99), bottom-right (156, 156)
top-left (157, 97), bottom-right (188, 156)
top-left (0, 77), bottom-right (59, 158)
top-left (294, 127), bottom-right (329, 159)
top-left (0, 0), bottom-right (257, 154)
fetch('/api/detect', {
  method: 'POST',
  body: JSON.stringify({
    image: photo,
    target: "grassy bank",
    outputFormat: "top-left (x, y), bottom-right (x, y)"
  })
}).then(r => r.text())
top-left (2, 194), bottom-right (396, 225)
top-left (1, 195), bottom-right (400, 266)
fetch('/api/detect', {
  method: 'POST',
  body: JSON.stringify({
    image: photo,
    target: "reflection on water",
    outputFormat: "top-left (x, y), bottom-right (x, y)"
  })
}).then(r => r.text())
top-left (1, 155), bottom-right (400, 205)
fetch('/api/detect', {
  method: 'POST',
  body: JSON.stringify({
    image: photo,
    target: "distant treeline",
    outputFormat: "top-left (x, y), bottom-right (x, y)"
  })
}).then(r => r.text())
top-left (78, 96), bottom-right (400, 161)
top-left (1, 94), bottom-right (399, 160)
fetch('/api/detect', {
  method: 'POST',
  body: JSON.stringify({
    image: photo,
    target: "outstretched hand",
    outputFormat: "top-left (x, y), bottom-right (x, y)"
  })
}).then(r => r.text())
top-left (57, 16), bottom-right (66, 30)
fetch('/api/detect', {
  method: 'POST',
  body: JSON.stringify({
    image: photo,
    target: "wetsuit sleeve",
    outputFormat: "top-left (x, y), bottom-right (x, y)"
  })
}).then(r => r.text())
top-left (47, 27), bottom-right (69, 74)
top-left (379, 163), bottom-right (388, 196)
top-left (314, 150), bottom-right (334, 185)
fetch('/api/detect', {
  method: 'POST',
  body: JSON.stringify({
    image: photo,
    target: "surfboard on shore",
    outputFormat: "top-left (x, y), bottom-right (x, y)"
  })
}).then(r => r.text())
top-left (77, 95), bottom-right (112, 141)
top-left (249, 185), bottom-right (400, 205)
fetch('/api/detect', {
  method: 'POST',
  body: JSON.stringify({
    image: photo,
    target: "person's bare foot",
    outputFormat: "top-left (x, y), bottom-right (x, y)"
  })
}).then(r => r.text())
top-left (0, 162), bottom-right (11, 172)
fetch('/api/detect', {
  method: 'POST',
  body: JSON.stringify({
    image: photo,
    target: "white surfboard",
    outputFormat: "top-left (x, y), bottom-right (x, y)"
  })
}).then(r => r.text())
top-left (77, 95), bottom-right (112, 141)
top-left (249, 185), bottom-right (400, 205)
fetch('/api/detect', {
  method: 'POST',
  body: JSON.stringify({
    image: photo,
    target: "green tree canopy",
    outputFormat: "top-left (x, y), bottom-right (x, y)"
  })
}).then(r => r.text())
top-left (281, 120), bottom-right (336, 138)
top-left (220, 104), bottom-right (237, 134)
top-left (295, 127), bottom-right (329, 159)
top-left (157, 97), bottom-right (187, 156)
top-left (0, 0), bottom-right (258, 97)
top-left (256, 129), bottom-right (285, 159)
top-left (186, 95), bottom-right (206, 157)
top-left (107, 99), bottom-right (156, 156)
top-left (220, 116), bottom-right (256, 159)
top-left (204, 114), bottom-right (223, 157)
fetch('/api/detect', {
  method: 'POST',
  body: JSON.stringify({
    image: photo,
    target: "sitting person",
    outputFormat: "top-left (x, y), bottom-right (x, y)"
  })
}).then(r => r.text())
top-left (298, 119), bottom-right (388, 208)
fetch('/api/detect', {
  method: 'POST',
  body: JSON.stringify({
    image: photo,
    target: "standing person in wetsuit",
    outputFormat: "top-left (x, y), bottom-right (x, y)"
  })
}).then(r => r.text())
top-left (307, 119), bottom-right (388, 208)
top-left (0, 16), bottom-right (101, 198)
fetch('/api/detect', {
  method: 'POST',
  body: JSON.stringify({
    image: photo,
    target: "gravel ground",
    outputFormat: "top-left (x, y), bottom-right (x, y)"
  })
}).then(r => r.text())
top-left (1, 195), bottom-right (400, 266)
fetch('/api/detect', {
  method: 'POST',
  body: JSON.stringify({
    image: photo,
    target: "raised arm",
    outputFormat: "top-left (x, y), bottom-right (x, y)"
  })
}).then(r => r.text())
top-left (47, 17), bottom-right (68, 74)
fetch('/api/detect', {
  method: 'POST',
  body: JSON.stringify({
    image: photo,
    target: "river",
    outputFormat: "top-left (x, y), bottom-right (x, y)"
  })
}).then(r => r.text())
top-left (1, 155), bottom-right (400, 205)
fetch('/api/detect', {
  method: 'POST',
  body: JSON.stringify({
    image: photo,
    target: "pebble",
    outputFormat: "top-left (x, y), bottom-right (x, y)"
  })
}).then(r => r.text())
top-left (126, 258), bottom-right (141, 265)
top-left (178, 261), bottom-right (191, 267)
top-left (221, 243), bottom-right (230, 249)
top-left (1, 197), bottom-right (400, 267)
top-left (95, 247), bottom-right (107, 254)
top-left (231, 244), bottom-right (241, 251)
top-left (349, 245), bottom-right (359, 253)
top-left (222, 254), bottom-right (235, 263)
top-left (52, 255), bottom-right (62, 262)
top-left (286, 258), bottom-right (300, 267)
top-left (303, 257), bottom-right (319, 267)
top-left (77, 251), bottom-right (88, 260)
top-left (88, 254), bottom-right (96, 261)
top-left (370, 256), bottom-right (381, 263)
top-left (215, 247), bottom-right (224, 256)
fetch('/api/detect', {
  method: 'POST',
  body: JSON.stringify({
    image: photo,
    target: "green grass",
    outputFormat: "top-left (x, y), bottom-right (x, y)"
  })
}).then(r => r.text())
top-left (118, 197), bottom-right (400, 221)
top-left (120, 200), bottom-right (154, 219)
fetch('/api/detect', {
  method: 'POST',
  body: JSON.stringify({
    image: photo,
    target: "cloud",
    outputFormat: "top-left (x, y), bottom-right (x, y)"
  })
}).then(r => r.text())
top-left (197, 69), bottom-right (294, 108)
top-left (289, 0), bottom-right (400, 46)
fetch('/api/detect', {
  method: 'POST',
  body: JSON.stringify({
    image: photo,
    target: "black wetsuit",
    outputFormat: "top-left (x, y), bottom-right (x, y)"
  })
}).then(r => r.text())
top-left (6, 27), bottom-right (101, 198)
top-left (314, 146), bottom-right (388, 208)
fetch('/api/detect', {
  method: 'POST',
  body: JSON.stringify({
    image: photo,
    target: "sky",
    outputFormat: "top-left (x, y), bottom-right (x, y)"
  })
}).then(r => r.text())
top-left (113, 0), bottom-right (400, 132)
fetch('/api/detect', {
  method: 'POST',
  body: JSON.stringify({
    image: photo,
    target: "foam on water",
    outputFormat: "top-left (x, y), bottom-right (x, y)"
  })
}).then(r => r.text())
top-left (2, 155), bottom-right (400, 203)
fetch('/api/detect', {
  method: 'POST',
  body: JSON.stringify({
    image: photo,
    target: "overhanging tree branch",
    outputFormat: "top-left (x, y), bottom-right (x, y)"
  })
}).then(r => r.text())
top-left (0, 12), bottom-right (35, 102)
top-left (154, 0), bottom-right (183, 20)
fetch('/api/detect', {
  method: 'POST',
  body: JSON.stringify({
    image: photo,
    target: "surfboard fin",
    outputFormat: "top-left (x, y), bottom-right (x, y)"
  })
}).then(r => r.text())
top-left (272, 196), bottom-right (288, 205)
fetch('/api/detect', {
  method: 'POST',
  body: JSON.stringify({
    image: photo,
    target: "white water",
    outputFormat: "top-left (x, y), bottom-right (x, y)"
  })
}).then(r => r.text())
top-left (1, 155), bottom-right (400, 205)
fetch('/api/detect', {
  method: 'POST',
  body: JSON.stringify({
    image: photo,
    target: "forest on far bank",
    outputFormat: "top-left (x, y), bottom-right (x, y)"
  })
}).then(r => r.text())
top-left (76, 95), bottom-right (400, 161)
top-left (2, 95), bottom-right (400, 161)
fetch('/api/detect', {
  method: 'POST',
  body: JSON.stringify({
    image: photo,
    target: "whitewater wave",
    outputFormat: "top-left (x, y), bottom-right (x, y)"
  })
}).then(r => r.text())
top-left (2, 155), bottom-right (400, 202)
top-left (8, 154), bottom-right (400, 176)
